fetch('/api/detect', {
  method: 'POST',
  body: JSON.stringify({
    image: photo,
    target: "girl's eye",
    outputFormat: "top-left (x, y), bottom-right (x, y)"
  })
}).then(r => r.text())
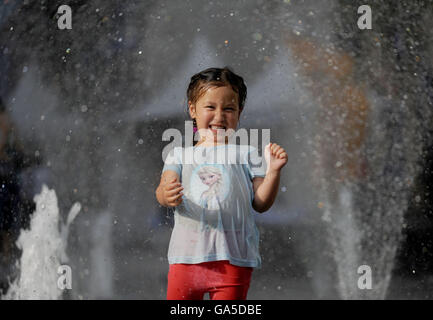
top-left (206, 106), bottom-right (215, 109)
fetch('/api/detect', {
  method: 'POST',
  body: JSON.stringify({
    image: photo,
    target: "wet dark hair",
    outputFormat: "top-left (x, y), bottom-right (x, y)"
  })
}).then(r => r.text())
top-left (186, 66), bottom-right (247, 111)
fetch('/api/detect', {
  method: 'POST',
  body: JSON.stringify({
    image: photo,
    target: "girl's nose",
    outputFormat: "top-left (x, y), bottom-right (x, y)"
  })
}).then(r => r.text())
top-left (214, 109), bottom-right (224, 122)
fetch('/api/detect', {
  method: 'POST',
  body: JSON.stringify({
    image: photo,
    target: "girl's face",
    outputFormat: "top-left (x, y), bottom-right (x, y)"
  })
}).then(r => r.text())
top-left (189, 85), bottom-right (241, 144)
top-left (199, 172), bottom-right (220, 186)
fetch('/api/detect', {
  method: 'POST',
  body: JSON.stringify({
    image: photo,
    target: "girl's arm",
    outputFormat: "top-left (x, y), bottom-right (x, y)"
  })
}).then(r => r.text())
top-left (252, 143), bottom-right (288, 213)
top-left (252, 172), bottom-right (279, 213)
top-left (156, 170), bottom-right (183, 207)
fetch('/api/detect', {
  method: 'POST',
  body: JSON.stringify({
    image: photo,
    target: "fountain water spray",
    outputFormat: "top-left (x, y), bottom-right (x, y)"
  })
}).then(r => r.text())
top-left (3, 185), bottom-right (80, 300)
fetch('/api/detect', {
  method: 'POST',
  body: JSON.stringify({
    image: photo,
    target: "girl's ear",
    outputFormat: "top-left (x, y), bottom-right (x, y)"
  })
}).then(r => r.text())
top-left (188, 101), bottom-right (197, 118)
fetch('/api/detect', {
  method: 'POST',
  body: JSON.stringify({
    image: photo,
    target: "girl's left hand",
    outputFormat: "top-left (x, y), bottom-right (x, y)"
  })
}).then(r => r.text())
top-left (264, 143), bottom-right (288, 173)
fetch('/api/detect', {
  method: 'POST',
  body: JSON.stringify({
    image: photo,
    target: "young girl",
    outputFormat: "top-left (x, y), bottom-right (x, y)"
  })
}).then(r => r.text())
top-left (155, 67), bottom-right (288, 300)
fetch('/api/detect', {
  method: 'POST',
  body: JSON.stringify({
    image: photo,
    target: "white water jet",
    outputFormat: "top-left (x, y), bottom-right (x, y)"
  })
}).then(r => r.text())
top-left (3, 185), bottom-right (80, 300)
top-left (321, 186), bottom-right (364, 299)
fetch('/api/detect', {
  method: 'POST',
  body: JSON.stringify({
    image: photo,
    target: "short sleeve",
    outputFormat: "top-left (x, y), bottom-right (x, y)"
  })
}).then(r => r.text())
top-left (246, 146), bottom-right (266, 179)
top-left (162, 147), bottom-right (182, 177)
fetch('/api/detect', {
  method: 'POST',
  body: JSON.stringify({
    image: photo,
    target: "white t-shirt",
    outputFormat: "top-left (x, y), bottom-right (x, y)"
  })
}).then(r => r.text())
top-left (162, 144), bottom-right (266, 268)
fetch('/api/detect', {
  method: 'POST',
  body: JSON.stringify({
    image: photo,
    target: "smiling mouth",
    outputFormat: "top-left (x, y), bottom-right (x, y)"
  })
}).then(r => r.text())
top-left (209, 125), bottom-right (226, 130)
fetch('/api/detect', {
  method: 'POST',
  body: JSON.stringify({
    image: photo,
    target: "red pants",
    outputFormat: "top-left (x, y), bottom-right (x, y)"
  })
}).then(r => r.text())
top-left (167, 260), bottom-right (253, 300)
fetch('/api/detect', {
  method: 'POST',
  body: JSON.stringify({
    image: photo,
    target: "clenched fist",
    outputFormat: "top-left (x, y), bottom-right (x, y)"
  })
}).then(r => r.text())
top-left (264, 143), bottom-right (288, 173)
top-left (162, 178), bottom-right (184, 207)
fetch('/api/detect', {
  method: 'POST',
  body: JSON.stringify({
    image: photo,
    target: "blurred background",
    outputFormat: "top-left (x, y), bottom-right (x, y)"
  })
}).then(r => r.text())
top-left (0, 0), bottom-right (432, 299)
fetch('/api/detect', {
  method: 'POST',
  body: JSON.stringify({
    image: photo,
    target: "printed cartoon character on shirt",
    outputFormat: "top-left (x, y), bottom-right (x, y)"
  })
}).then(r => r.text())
top-left (184, 164), bottom-right (231, 228)
top-left (197, 166), bottom-right (223, 210)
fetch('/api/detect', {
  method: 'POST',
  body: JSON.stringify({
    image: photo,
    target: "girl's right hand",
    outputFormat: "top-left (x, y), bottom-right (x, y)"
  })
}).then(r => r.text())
top-left (163, 178), bottom-right (184, 207)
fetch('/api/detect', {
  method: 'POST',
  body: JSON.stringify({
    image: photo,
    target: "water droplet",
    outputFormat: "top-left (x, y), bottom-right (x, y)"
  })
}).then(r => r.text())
top-left (81, 105), bottom-right (88, 112)
top-left (22, 66), bottom-right (28, 73)
top-left (252, 33), bottom-right (262, 41)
